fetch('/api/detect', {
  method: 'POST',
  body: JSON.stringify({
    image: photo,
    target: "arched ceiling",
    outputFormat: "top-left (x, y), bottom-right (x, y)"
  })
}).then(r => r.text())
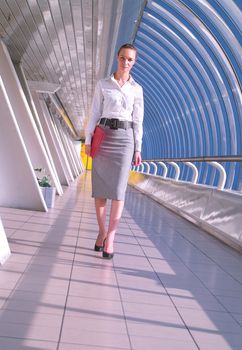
top-left (131, 0), bottom-right (241, 189)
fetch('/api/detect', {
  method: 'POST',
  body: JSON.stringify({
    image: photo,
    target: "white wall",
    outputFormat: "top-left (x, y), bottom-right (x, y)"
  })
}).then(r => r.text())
top-left (129, 172), bottom-right (242, 253)
top-left (0, 76), bottom-right (47, 211)
top-left (0, 40), bottom-right (54, 209)
top-left (0, 39), bottom-right (84, 211)
top-left (0, 217), bottom-right (11, 265)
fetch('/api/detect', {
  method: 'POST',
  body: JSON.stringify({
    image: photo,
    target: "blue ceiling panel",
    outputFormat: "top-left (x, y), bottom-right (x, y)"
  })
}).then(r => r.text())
top-left (131, 0), bottom-right (241, 190)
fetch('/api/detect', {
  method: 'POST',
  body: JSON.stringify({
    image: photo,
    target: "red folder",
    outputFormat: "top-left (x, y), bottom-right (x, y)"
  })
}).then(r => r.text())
top-left (90, 126), bottom-right (105, 158)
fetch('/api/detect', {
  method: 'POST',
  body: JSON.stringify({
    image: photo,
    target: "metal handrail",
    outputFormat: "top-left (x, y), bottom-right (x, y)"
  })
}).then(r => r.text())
top-left (184, 162), bottom-right (198, 184)
top-left (210, 162), bottom-right (226, 190)
top-left (131, 156), bottom-right (242, 191)
top-left (142, 156), bottom-right (242, 163)
top-left (142, 161), bottom-right (150, 174)
top-left (149, 162), bottom-right (157, 175)
top-left (168, 161), bottom-right (180, 180)
top-left (131, 156), bottom-right (242, 190)
top-left (158, 162), bottom-right (168, 178)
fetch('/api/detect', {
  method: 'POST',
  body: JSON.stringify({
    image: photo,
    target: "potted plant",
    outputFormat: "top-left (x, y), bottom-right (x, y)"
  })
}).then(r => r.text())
top-left (35, 168), bottom-right (56, 208)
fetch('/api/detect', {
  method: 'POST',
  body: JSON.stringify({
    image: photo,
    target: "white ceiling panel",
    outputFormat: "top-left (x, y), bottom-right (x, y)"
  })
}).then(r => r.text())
top-left (0, 0), bottom-right (145, 137)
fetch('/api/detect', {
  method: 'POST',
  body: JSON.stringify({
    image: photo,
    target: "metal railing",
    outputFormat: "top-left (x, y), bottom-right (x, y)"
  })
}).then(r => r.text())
top-left (131, 156), bottom-right (242, 190)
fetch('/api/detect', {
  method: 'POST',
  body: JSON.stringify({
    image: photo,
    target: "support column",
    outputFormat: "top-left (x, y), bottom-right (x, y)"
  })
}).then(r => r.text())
top-left (0, 76), bottom-right (47, 211)
top-left (0, 217), bottom-right (11, 265)
top-left (14, 63), bottom-right (63, 195)
top-left (0, 40), bottom-right (54, 210)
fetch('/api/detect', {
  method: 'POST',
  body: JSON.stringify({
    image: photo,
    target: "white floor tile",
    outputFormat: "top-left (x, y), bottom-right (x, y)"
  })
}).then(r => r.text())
top-left (0, 337), bottom-right (57, 350)
top-left (0, 173), bottom-right (241, 350)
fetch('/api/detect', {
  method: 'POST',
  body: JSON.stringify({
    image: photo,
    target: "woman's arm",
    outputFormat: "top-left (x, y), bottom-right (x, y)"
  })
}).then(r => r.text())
top-left (133, 151), bottom-right (142, 166)
top-left (132, 85), bottom-right (144, 159)
top-left (85, 144), bottom-right (91, 156)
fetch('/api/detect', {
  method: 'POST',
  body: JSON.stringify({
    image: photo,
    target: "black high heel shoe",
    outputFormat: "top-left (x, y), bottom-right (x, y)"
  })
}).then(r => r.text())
top-left (94, 244), bottom-right (103, 252)
top-left (102, 239), bottom-right (114, 259)
top-left (94, 235), bottom-right (105, 252)
top-left (103, 251), bottom-right (114, 259)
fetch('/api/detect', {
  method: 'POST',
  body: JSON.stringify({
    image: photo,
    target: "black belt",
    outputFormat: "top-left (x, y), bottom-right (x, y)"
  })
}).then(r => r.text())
top-left (99, 118), bottom-right (133, 130)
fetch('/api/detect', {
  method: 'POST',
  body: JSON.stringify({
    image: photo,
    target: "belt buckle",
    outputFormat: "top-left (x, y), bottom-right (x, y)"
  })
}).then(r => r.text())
top-left (110, 118), bottom-right (119, 130)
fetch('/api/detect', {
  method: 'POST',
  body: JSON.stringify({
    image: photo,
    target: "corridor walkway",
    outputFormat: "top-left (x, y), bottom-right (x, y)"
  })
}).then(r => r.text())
top-left (0, 172), bottom-right (242, 350)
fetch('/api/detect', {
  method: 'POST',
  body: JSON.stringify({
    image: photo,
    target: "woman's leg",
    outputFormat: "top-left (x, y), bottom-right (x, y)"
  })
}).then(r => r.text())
top-left (95, 197), bottom-right (107, 246)
top-left (104, 199), bottom-right (124, 253)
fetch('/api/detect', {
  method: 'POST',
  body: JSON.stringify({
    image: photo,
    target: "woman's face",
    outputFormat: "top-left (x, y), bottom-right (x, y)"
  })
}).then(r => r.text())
top-left (117, 48), bottom-right (136, 73)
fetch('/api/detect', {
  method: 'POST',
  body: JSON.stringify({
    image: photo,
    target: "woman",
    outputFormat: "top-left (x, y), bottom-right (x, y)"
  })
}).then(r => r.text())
top-left (85, 43), bottom-right (144, 259)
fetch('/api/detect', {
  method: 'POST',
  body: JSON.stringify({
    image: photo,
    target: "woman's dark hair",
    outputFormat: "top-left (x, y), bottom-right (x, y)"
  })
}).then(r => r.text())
top-left (117, 43), bottom-right (137, 57)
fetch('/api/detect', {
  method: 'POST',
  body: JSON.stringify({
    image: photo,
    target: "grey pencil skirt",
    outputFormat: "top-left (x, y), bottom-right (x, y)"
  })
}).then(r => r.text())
top-left (91, 126), bottom-right (134, 200)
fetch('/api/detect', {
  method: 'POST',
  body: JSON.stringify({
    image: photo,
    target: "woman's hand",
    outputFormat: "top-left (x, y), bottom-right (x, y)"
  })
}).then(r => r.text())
top-left (85, 144), bottom-right (91, 156)
top-left (133, 151), bottom-right (142, 166)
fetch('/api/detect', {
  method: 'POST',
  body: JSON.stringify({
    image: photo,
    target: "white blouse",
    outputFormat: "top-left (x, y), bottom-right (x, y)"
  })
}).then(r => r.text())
top-left (85, 74), bottom-right (144, 151)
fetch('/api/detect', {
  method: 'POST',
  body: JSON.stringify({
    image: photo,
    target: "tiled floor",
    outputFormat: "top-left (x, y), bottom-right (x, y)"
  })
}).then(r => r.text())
top-left (0, 172), bottom-right (242, 350)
